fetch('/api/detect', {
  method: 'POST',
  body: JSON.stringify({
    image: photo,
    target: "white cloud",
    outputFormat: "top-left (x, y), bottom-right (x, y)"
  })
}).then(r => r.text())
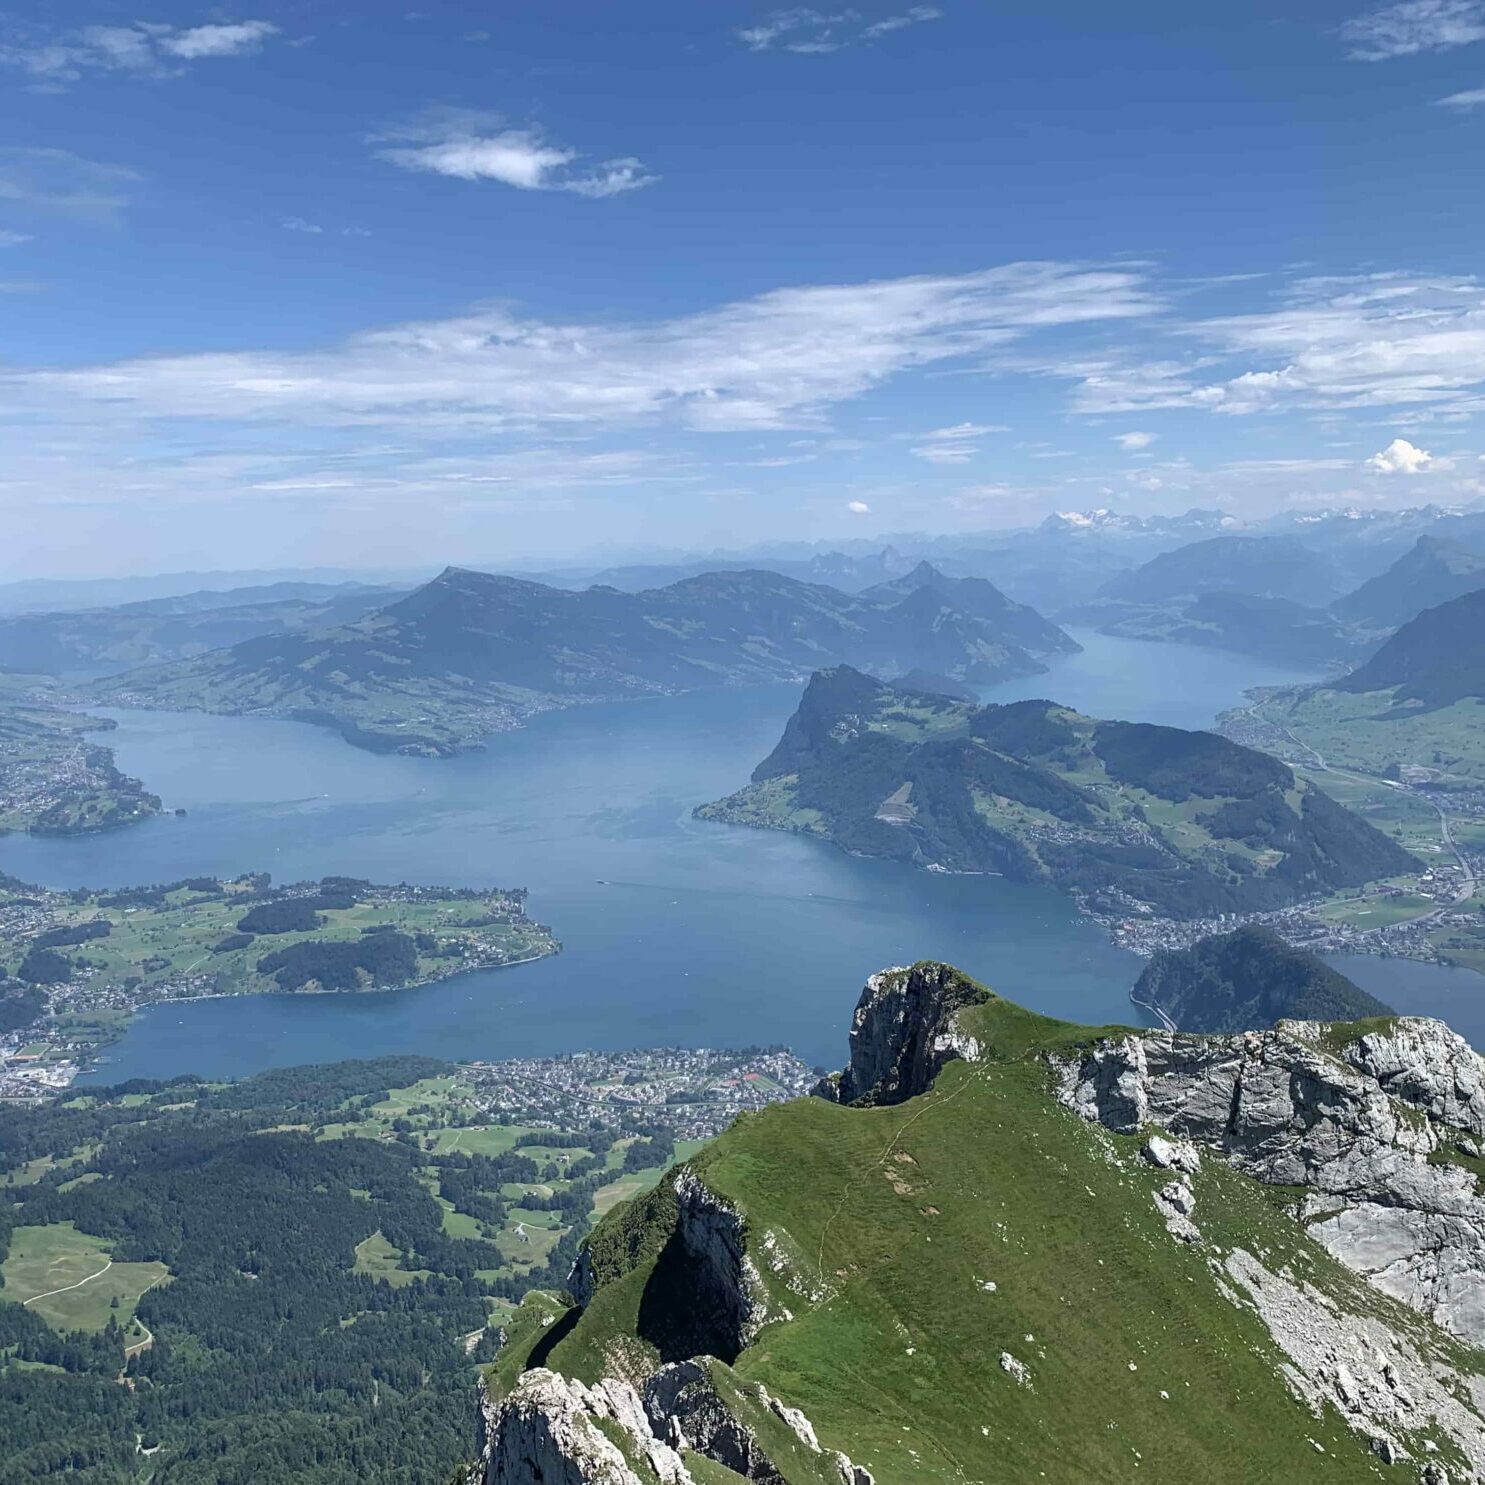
top-left (9, 261), bottom-right (1157, 435)
top-left (1115, 430), bottom-right (1156, 449)
top-left (156, 22), bottom-right (278, 60)
top-left (0, 147), bottom-right (140, 225)
top-left (0, 230), bottom-right (32, 247)
top-left (910, 442), bottom-right (978, 464)
top-left (0, 19), bottom-right (278, 82)
top-left (376, 114), bottom-right (655, 198)
top-left (1437, 83), bottom-right (1485, 105)
top-left (1366, 437), bottom-right (1435, 472)
top-left (281, 216), bottom-right (323, 234)
top-left (738, 7), bottom-right (941, 53)
top-left (847, 499), bottom-right (871, 513)
top-left (1342, 0), bottom-right (1485, 59)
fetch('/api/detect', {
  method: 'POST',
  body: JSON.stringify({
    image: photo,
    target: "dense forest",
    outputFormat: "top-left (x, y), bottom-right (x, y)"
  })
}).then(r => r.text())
top-left (0, 1056), bottom-right (658, 1484)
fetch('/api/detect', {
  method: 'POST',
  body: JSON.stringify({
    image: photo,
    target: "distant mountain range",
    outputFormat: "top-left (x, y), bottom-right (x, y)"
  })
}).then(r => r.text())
top-left (0, 583), bottom-right (405, 675)
top-left (697, 666), bottom-right (1415, 918)
top-left (1218, 582), bottom-right (1485, 791)
top-left (1097, 534), bottom-right (1349, 607)
top-left (94, 564), bottom-right (1077, 755)
top-left (1061, 535), bottom-right (1366, 670)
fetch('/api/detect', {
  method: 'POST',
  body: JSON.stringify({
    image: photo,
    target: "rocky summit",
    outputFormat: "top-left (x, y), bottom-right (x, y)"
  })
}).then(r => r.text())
top-left (473, 964), bottom-right (1485, 1484)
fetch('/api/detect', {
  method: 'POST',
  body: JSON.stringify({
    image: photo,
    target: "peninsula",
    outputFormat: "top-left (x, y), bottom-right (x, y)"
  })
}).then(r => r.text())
top-left (0, 874), bottom-right (558, 1086)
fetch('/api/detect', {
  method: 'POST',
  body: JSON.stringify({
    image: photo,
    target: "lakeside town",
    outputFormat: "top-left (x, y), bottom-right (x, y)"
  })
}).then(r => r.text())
top-left (1091, 844), bottom-right (1485, 969)
top-left (461, 1045), bottom-right (820, 1140)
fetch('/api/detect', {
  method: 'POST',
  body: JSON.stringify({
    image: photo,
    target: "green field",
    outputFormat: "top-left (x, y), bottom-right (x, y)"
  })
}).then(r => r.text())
top-left (5, 880), bottom-right (557, 998)
top-left (2, 1221), bottom-right (167, 1336)
top-left (352, 1231), bottom-right (428, 1288)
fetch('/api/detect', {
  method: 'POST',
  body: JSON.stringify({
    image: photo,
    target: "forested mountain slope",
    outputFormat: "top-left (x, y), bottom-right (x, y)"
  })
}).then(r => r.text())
top-left (698, 667), bottom-right (1416, 918)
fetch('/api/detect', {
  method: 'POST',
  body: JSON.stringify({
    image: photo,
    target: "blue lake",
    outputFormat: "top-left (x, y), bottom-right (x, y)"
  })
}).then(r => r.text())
top-left (2, 630), bottom-right (1478, 1078)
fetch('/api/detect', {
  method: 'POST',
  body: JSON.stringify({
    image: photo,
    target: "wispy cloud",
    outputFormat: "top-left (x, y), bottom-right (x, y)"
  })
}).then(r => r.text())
top-left (376, 111), bottom-right (655, 198)
top-left (738, 7), bottom-right (941, 54)
top-left (1437, 82), bottom-right (1485, 105)
top-left (917, 421), bottom-right (1008, 439)
top-left (910, 441), bottom-right (978, 464)
top-left (1115, 431), bottom-right (1156, 450)
top-left (0, 229), bottom-right (33, 247)
top-left (156, 22), bottom-right (278, 60)
top-left (9, 262), bottom-right (1156, 435)
top-left (905, 419), bottom-right (1006, 464)
top-left (1341, 0), bottom-right (1485, 59)
top-left (281, 216), bottom-right (323, 234)
top-left (0, 147), bottom-right (140, 225)
top-left (1066, 273), bottom-right (1485, 420)
top-left (0, 19), bottom-right (278, 84)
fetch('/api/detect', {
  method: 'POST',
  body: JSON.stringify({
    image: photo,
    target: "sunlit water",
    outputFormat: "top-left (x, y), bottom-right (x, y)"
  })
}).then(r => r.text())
top-left (2, 631), bottom-right (1476, 1078)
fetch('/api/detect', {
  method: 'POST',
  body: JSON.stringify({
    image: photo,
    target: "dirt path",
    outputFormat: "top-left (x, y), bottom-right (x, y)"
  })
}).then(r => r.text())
top-left (24, 1259), bottom-right (112, 1305)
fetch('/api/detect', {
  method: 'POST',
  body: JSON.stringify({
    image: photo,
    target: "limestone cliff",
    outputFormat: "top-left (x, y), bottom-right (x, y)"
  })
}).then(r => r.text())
top-left (1055, 1016), bottom-right (1485, 1345)
top-left (813, 961), bottom-right (986, 1106)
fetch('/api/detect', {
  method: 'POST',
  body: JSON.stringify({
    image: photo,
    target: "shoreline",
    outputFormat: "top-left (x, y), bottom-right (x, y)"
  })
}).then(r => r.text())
top-left (66, 946), bottom-right (562, 1085)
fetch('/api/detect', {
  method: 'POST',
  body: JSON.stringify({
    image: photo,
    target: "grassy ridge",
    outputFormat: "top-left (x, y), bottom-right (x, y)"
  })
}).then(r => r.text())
top-left (503, 989), bottom-right (1477, 1482)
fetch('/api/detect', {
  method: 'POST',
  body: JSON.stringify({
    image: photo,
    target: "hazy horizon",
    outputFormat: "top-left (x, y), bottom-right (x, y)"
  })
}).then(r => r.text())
top-left (5, 2), bottom-right (1485, 578)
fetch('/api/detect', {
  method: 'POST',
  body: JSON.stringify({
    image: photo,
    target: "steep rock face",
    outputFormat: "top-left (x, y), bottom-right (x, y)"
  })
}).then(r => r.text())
top-left (477, 1361), bottom-right (873, 1485)
top-left (1054, 1017), bottom-right (1485, 1344)
top-left (668, 1168), bottom-right (774, 1361)
top-left (474, 1369), bottom-right (693, 1485)
top-left (643, 1363), bottom-right (785, 1483)
top-left (814, 962), bottom-right (986, 1106)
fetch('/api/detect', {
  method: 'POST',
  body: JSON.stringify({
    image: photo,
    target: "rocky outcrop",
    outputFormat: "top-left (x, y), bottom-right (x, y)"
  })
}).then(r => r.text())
top-left (474, 1369), bottom-right (694, 1484)
top-left (814, 962), bottom-right (986, 1106)
top-left (667, 1169), bottom-right (776, 1361)
top-left (1220, 1247), bottom-right (1485, 1478)
top-left (477, 1361), bottom-right (874, 1485)
top-left (644, 1362), bottom-right (785, 1483)
top-left (1055, 1016), bottom-right (1485, 1346)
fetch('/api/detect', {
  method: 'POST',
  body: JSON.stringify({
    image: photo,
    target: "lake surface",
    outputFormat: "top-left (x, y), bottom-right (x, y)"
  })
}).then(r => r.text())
top-left (5, 630), bottom-right (1476, 1079)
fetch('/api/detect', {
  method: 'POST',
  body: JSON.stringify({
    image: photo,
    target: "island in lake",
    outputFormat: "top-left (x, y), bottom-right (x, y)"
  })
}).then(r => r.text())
top-left (0, 874), bottom-right (558, 1089)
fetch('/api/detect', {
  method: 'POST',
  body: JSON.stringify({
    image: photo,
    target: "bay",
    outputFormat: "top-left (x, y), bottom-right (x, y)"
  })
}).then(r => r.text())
top-left (5, 630), bottom-right (1468, 1080)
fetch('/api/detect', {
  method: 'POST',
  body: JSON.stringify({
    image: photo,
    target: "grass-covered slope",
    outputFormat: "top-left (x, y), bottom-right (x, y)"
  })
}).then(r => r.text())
top-left (697, 666), bottom-right (1416, 918)
top-left (1132, 925), bottom-right (1394, 1033)
top-left (491, 980), bottom-right (1478, 1484)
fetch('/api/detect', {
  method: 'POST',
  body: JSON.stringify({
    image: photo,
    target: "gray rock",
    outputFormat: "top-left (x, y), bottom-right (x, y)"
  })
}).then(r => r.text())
top-left (644, 1361), bottom-right (785, 1484)
top-left (475, 1369), bottom-right (694, 1485)
top-left (814, 963), bottom-right (985, 1106)
top-left (1055, 1017), bottom-right (1485, 1346)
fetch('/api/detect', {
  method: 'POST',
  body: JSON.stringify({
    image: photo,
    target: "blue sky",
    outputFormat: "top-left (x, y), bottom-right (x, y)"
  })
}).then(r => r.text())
top-left (3, 1), bottom-right (1485, 578)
